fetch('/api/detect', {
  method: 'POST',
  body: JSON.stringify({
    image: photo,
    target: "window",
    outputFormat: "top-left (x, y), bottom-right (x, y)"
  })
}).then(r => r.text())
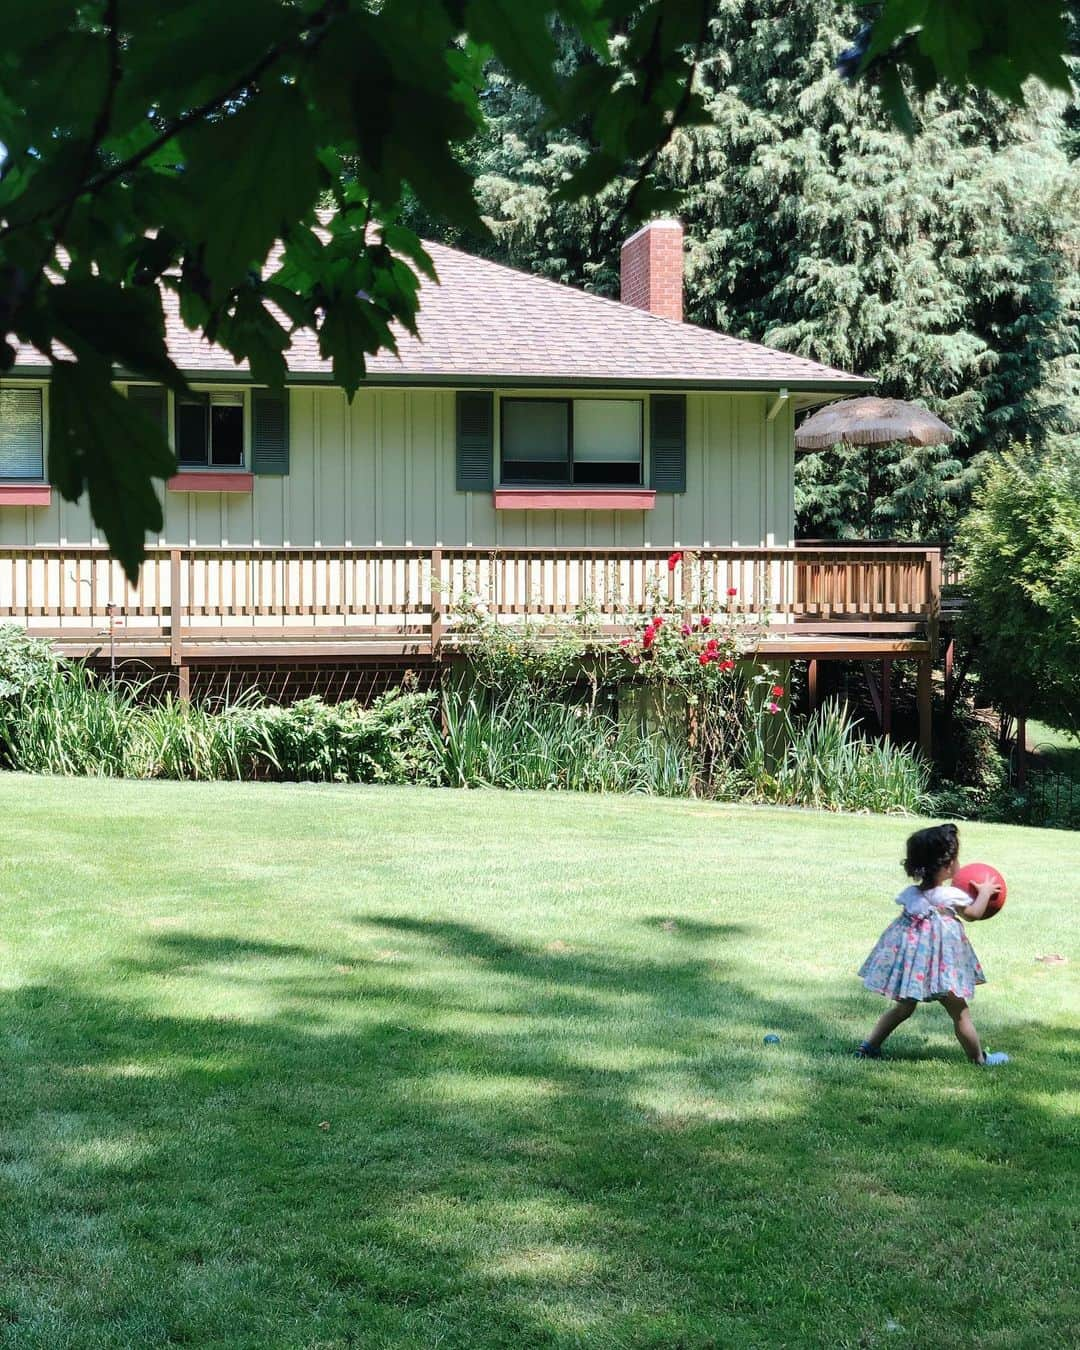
top-left (501, 398), bottom-right (570, 483)
top-left (176, 391), bottom-right (245, 467)
top-left (500, 397), bottom-right (642, 486)
top-left (572, 399), bottom-right (642, 485)
top-left (0, 388), bottom-right (44, 480)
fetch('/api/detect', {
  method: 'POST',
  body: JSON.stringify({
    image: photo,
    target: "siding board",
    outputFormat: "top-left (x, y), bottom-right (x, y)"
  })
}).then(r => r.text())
top-left (0, 385), bottom-right (795, 553)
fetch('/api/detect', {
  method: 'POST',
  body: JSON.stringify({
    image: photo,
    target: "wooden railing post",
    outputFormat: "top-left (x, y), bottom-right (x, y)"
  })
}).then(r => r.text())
top-left (169, 547), bottom-right (188, 699)
top-left (926, 548), bottom-right (941, 660)
top-left (681, 548), bottom-right (695, 623)
top-left (430, 547), bottom-right (444, 656)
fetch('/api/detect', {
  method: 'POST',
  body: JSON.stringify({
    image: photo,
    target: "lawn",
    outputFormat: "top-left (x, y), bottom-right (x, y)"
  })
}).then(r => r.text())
top-left (1, 779), bottom-right (1076, 1349)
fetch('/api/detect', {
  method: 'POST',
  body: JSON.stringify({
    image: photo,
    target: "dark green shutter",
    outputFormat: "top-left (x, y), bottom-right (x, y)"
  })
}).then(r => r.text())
top-left (456, 391), bottom-right (494, 491)
top-left (128, 383), bottom-right (167, 436)
top-left (252, 387), bottom-right (290, 474)
top-left (650, 394), bottom-right (686, 492)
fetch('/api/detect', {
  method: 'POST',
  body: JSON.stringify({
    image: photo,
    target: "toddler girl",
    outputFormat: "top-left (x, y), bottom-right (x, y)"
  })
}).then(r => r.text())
top-left (856, 823), bottom-right (1008, 1065)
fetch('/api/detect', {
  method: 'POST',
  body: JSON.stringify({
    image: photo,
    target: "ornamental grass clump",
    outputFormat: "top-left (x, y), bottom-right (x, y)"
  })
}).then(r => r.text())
top-left (436, 691), bottom-right (693, 795)
top-left (0, 660), bottom-right (137, 776)
top-left (746, 704), bottom-right (931, 815)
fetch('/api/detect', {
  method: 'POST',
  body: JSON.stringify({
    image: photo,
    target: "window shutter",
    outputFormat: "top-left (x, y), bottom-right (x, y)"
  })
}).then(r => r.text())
top-left (252, 387), bottom-right (290, 475)
top-left (456, 391), bottom-right (494, 491)
top-left (127, 384), bottom-right (168, 436)
top-left (650, 394), bottom-right (686, 492)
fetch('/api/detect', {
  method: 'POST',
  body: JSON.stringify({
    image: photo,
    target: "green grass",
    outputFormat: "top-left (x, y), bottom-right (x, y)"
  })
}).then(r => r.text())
top-left (0, 778), bottom-right (1076, 1349)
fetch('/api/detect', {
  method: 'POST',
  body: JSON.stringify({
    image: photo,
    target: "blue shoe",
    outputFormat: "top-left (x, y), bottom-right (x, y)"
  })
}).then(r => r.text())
top-left (981, 1051), bottom-right (1010, 1066)
top-left (855, 1041), bottom-right (882, 1059)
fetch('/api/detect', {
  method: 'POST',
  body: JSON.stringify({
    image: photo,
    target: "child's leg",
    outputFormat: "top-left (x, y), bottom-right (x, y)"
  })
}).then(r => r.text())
top-left (939, 993), bottom-right (983, 1063)
top-left (864, 997), bottom-right (917, 1050)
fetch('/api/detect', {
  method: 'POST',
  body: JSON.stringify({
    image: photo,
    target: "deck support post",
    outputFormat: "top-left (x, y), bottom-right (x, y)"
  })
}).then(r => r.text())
top-left (177, 662), bottom-right (191, 703)
top-left (807, 659), bottom-right (819, 714)
top-left (944, 637), bottom-right (955, 702)
top-left (862, 660), bottom-right (883, 727)
top-left (882, 658), bottom-right (893, 740)
top-left (917, 657), bottom-right (932, 759)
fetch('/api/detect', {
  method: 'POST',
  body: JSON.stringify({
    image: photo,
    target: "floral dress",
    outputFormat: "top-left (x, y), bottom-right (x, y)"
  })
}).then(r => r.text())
top-left (858, 885), bottom-right (986, 1002)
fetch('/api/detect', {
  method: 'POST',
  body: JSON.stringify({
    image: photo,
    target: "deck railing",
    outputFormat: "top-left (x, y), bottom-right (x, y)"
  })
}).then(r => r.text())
top-left (0, 543), bottom-right (941, 655)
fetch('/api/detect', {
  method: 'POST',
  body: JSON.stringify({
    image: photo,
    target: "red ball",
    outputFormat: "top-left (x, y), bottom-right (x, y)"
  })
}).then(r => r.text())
top-left (953, 862), bottom-right (1007, 918)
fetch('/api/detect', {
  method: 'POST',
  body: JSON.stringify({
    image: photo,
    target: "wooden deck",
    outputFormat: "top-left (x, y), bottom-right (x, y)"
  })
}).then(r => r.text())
top-left (1, 542), bottom-right (940, 659)
top-left (0, 542), bottom-right (943, 748)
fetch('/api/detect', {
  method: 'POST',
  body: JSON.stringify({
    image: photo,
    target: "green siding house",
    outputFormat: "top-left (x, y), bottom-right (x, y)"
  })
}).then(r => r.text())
top-left (0, 219), bottom-right (941, 746)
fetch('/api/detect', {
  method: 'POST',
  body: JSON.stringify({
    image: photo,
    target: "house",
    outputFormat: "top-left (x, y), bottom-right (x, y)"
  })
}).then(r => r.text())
top-left (0, 220), bottom-right (941, 746)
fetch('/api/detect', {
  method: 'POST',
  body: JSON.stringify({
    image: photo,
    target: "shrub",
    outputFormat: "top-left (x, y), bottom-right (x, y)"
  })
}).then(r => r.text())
top-left (447, 587), bottom-right (606, 700)
top-left (250, 691), bottom-right (441, 784)
top-left (935, 771), bottom-right (1080, 832)
top-left (0, 634), bottom-right (439, 786)
top-left (958, 448), bottom-right (1080, 736)
top-left (0, 627), bottom-right (63, 702)
top-left (933, 701), bottom-right (1006, 796)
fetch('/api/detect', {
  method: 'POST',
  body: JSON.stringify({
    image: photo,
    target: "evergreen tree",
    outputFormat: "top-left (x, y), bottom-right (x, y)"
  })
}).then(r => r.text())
top-left (419, 3), bottom-right (1080, 542)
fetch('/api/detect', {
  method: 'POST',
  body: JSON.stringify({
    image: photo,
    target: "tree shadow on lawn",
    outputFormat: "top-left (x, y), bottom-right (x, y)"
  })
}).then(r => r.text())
top-left (0, 924), bottom-right (1076, 1349)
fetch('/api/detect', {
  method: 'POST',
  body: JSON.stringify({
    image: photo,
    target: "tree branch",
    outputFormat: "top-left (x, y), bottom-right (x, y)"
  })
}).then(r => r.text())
top-left (0, 0), bottom-right (345, 245)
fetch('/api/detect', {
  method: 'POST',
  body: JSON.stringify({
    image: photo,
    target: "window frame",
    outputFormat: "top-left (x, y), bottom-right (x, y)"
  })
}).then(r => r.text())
top-left (499, 396), bottom-right (573, 486)
top-left (498, 395), bottom-right (645, 489)
top-left (0, 382), bottom-right (47, 482)
top-left (173, 386), bottom-right (250, 470)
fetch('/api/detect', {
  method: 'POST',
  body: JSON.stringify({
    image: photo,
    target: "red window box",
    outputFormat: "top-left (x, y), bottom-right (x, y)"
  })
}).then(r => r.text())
top-left (168, 472), bottom-right (254, 493)
top-left (0, 483), bottom-right (52, 507)
top-left (493, 488), bottom-right (656, 511)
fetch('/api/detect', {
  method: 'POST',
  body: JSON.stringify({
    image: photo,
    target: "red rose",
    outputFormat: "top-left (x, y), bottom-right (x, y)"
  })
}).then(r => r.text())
top-left (771, 685), bottom-right (784, 697)
top-left (698, 652), bottom-right (712, 666)
top-left (680, 624), bottom-right (691, 636)
top-left (719, 659), bottom-right (735, 672)
top-left (652, 615), bottom-right (663, 627)
top-left (642, 626), bottom-right (656, 649)
top-left (726, 587), bottom-right (738, 597)
top-left (667, 551), bottom-right (683, 571)
top-left (699, 615), bottom-right (711, 629)
top-left (619, 637), bottom-right (633, 648)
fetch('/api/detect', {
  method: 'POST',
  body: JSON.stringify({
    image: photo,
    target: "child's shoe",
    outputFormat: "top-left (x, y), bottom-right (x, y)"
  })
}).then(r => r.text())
top-left (854, 1041), bottom-right (882, 1059)
top-left (981, 1051), bottom-right (1010, 1066)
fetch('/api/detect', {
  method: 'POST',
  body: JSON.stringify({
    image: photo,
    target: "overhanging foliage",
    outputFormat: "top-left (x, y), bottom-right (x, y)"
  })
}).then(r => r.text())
top-left (0, 0), bottom-right (712, 578)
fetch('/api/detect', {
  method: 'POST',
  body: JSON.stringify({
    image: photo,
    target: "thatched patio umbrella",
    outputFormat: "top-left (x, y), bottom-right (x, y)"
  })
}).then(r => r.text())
top-left (794, 397), bottom-right (954, 450)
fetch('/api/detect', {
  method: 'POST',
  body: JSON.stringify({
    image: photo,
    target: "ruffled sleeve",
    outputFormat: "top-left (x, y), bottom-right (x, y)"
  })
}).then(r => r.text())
top-left (927, 884), bottom-right (973, 912)
top-left (896, 885), bottom-right (933, 917)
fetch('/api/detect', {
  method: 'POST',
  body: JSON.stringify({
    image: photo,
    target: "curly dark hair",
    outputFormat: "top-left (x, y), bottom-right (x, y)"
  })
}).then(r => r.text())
top-left (903, 823), bottom-right (960, 890)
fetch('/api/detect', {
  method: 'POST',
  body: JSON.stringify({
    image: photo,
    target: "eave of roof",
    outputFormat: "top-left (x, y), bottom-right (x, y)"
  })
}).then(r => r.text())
top-left (7, 364), bottom-right (874, 394)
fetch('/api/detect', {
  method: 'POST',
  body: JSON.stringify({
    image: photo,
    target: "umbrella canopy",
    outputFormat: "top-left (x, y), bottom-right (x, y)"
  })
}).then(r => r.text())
top-left (794, 397), bottom-right (954, 451)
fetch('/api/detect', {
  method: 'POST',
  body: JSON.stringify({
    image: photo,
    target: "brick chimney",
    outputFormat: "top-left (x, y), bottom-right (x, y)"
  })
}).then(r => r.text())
top-left (620, 218), bottom-right (683, 322)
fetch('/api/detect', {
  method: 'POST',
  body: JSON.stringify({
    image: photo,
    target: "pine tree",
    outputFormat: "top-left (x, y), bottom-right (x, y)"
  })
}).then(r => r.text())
top-left (420, 2), bottom-right (1080, 542)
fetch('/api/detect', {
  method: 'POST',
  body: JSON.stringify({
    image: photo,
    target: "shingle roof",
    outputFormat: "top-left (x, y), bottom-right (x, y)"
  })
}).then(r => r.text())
top-left (12, 240), bottom-right (870, 391)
